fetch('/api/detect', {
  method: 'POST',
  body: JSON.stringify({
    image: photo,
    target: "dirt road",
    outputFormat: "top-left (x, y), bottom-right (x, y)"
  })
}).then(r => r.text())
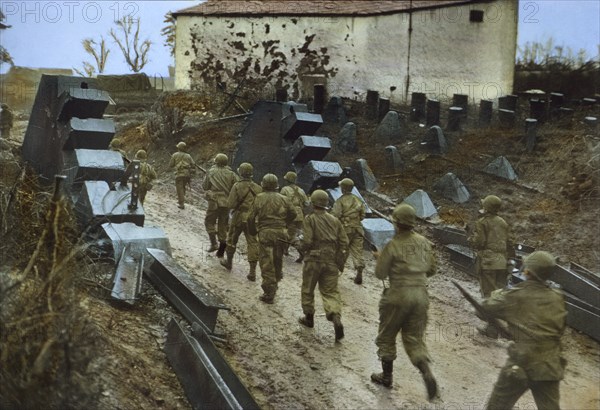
top-left (143, 183), bottom-right (600, 410)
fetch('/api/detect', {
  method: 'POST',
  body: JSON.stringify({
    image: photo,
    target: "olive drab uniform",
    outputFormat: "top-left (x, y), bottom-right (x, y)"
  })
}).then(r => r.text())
top-left (224, 178), bottom-right (262, 273)
top-left (299, 209), bottom-right (349, 321)
top-left (203, 165), bottom-right (238, 246)
top-left (169, 150), bottom-right (195, 209)
top-left (331, 193), bottom-right (366, 272)
top-left (0, 105), bottom-right (14, 139)
top-left (374, 230), bottom-right (436, 366)
top-left (483, 281), bottom-right (567, 410)
top-left (120, 158), bottom-right (157, 205)
top-left (280, 183), bottom-right (308, 254)
top-left (247, 191), bottom-right (296, 302)
top-left (470, 213), bottom-right (510, 297)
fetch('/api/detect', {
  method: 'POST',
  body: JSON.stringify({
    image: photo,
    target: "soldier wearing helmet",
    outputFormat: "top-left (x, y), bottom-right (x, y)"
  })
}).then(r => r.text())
top-left (297, 189), bottom-right (349, 341)
top-left (331, 178), bottom-right (366, 284)
top-left (247, 173), bottom-right (297, 304)
top-left (482, 250), bottom-right (566, 410)
top-left (203, 153), bottom-right (238, 256)
top-left (371, 203), bottom-right (438, 401)
top-left (220, 163), bottom-right (262, 280)
top-left (120, 149), bottom-right (157, 205)
top-left (280, 171), bottom-right (308, 262)
top-left (169, 141), bottom-right (196, 209)
top-left (109, 138), bottom-right (129, 164)
top-left (0, 103), bottom-right (14, 139)
top-left (469, 194), bottom-right (512, 338)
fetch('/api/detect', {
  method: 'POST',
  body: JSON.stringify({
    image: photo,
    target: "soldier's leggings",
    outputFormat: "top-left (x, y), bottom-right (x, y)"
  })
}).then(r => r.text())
top-left (301, 259), bottom-right (341, 317)
top-left (480, 269), bottom-right (507, 298)
top-left (205, 206), bottom-right (229, 242)
top-left (258, 228), bottom-right (287, 297)
top-left (376, 287), bottom-right (430, 364)
top-left (345, 226), bottom-right (365, 270)
top-left (175, 176), bottom-right (189, 206)
top-left (226, 221), bottom-right (259, 262)
top-left (486, 364), bottom-right (560, 410)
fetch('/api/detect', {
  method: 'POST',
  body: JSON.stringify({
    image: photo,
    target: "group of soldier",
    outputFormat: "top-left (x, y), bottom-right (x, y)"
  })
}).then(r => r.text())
top-left (138, 141), bottom-right (567, 409)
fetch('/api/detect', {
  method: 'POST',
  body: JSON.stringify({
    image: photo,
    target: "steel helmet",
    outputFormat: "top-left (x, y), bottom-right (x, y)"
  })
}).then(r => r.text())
top-left (524, 251), bottom-right (557, 281)
top-left (392, 204), bottom-right (417, 227)
top-left (110, 138), bottom-right (122, 149)
top-left (339, 178), bottom-right (354, 192)
top-left (238, 162), bottom-right (254, 178)
top-left (284, 171), bottom-right (297, 183)
top-left (215, 153), bottom-right (228, 166)
top-left (176, 142), bottom-right (187, 151)
top-left (135, 149), bottom-right (147, 160)
top-left (310, 190), bottom-right (330, 208)
top-left (261, 173), bottom-right (279, 191)
top-left (482, 195), bottom-right (501, 214)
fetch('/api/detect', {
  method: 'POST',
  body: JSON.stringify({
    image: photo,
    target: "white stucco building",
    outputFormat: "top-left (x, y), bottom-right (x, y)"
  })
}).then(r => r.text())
top-left (173, 0), bottom-right (518, 104)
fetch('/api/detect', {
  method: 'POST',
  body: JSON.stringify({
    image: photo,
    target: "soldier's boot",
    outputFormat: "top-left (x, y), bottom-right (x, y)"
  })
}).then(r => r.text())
top-left (294, 251), bottom-right (304, 264)
top-left (371, 360), bottom-right (393, 388)
top-left (208, 233), bottom-right (218, 252)
top-left (216, 241), bottom-right (227, 258)
top-left (246, 262), bottom-right (257, 281)
top-left (332, 314), bottom-right (344, 341)
top-left (220, 250), bottom-right (234, 270)
top-left (353, 267), bottom-right (364, 285)
top-left (259, 293), bottom-right (274, 304)
top-left (298, 313), bottom-right (314, 328)
top-left (416, 361), bottom-right (438, 401)
top-left (283, 244), bottom-right (289, 256)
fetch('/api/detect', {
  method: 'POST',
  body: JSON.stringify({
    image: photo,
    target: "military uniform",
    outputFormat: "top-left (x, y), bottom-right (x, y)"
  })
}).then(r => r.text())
top-left (331, 184), bottom-right (366, 282)
top-left (483, 268), bottom-right (567, 409)
top-left (203, 156), bottom-right (237, 255)
top-left (371, 204), bottom-right (438, 400)
top-left (0, 104), bottom-right (13, 139)
top-left (471, 212), bottom-right (510, 297)
top-left (222, 169), bottom-right (262, 278)
top-left (280, 176), bottom-right (308, 260)
top-left (109, 138), bottom-right (128, 164)
top-left (120, 150), bottom-right (157, 205)
top-left (247, 175), bottom-right (296, 303)
top-left (169, 143), bottom-right (195, 209)
top-left (299, 194), bottom-right (349, 338)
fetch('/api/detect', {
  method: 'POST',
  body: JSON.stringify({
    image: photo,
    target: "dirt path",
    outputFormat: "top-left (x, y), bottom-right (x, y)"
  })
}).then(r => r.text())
top-left (143, 183), bottom-right (600, 410)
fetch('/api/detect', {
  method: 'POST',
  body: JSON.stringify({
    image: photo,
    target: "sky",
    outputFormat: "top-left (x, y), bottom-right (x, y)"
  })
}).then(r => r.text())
top-left (0, 0), bottom-right (598, 77)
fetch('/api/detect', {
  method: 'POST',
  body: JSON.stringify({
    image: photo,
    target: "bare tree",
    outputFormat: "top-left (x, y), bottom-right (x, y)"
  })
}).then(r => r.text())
top-left (161, 12), bottom-right (176, 57)
top-left (0, 11), bottom-right (13, 66)
top-left (73, 62), bottom-right (96, 78)
top-left (82, 37), bottom-right (110, 74)
top-left (110, 16), bottom-right (151, 73)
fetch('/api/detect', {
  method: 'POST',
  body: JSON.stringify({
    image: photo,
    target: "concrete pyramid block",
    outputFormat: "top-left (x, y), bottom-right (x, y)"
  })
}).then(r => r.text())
top-left (484, 156), bottom-right (518, 181)
top-left (350, 158), bottom-right (379, 192)
top-left (374, 111), bottom-right (404, 142)
top-left (362, 218), bottom-right (395, 251)
top-left (423, 126), bottom-right (448, 154)
top-left (433, 173), bottom-right (470, 203)
top-left (402, 189), bottom-right (438, 219)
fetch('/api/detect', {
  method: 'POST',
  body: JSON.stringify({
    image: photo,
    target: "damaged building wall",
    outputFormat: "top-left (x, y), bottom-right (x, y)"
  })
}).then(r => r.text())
top-left (174, 0), bottom-right (517, 104)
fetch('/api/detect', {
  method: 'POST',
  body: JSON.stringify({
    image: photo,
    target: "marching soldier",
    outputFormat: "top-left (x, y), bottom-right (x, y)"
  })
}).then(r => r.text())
top-left (371, 204), bottom-right (438, 401)
top-left (332, 178), bottom-right (366, 284)
top-left (119, 149), bottom-right (157, 205)
top-left (220, 162), bottom-right (262, 281)
top-left (280, 171), bottom-right (308, 263)
top-left (169, 141), bottom-right (195, 209)
top-left (482, 251), bottom-right (566, 410)
top-left (0, 103), bottom-right (14, 139)
top-left (203, 153), bottom-right (237, 257)
top-left (247, 174), bottom-right (296, 304)
top-left (298, 190), bottom-right (349, 341)
top-left (469, 194), bottom-right (512, 338)
top-left (109, 138), bottom-right (129, 164)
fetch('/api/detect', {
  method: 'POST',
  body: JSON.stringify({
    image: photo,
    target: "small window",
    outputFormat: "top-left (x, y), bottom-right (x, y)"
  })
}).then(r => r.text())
top-left (470, 10), bottom-right (484, 22)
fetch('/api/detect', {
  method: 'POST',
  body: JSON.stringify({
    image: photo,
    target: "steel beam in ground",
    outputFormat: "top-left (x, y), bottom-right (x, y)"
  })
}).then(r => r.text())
top-left (145, 248), bottom-right (229, 333)
top-left (111, 245), bottom-right (143, 305)
top-left (570, 262), bottom-right (600, 287)
top-left (165, 319), bottom-right (260, 410)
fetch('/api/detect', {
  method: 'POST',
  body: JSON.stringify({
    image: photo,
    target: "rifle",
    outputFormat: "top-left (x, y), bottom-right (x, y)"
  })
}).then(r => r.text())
top-left (195, 164), bottom-right (207, 173)
top-left (451, 280), bottom-right (513, 339)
